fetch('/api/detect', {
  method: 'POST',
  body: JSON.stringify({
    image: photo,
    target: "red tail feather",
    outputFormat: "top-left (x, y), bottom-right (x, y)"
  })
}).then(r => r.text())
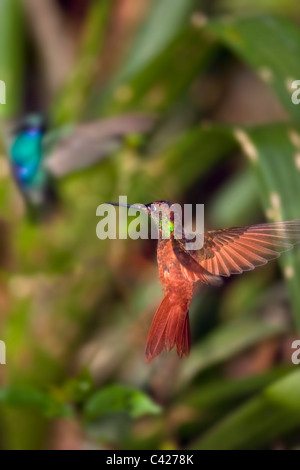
top-left (145, 293), bottom-right (191, 362)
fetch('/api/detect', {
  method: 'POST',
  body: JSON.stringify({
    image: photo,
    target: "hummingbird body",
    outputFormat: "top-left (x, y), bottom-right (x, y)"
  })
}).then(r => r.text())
top-left (9, 115), bottom-right (58, 216)
top-left (109, 201), bottom-right (300, 361)
top-left (146, 203), bottom-right (223, 360)
top-left (152, 236), bottom-right (193, 359)
top-left (11, 125), bottom-right (44, 186)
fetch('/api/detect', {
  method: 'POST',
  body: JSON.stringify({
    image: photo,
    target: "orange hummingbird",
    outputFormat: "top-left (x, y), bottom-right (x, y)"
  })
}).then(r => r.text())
top-left (109, 201), bottom-right (300, 361)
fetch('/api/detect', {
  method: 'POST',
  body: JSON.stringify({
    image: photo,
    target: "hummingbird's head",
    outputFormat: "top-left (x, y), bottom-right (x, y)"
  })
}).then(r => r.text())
top-left (107, 200), bottom-right (172, 215)
top-left (144, 201), bottom-right (178, 235)
top-left (144, 200), bottom-right (172, 214)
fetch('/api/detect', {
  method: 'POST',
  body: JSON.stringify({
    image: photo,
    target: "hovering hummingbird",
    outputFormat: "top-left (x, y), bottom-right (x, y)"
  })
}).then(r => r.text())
top-left (109, 201), bottom-right (300, 361)
top-left (6, 113), bottom-right (155, 219)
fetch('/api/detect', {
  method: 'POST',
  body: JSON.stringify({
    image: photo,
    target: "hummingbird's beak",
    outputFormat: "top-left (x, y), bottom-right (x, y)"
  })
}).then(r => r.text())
top-left (106, 202), bottom-right (131, 208)
top-left (106, 202), bottom-right (147, 211)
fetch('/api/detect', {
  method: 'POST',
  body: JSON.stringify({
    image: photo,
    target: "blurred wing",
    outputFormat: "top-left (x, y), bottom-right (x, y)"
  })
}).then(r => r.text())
top-left (172, 220), bottom-right (300, 280)
top-left (45, 114), bottom-right (156, 178)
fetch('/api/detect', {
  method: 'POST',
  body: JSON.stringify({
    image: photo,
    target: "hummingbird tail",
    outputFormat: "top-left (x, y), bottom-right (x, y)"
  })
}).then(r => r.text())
top-left (145, 293), bottom-right (191, 362)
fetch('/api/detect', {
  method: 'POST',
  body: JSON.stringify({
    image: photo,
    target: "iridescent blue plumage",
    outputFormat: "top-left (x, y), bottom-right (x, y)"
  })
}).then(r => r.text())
top-left (9, 114), bottom-right (56, 217)
top-left (11, 124), bottom-right (44, 186)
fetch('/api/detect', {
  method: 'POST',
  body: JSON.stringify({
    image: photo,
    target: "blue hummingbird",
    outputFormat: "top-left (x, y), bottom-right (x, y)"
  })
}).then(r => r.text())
top-left (9, 114), bottom-right (56, 216)
top-left (8, 113), bottom-right (155, 219)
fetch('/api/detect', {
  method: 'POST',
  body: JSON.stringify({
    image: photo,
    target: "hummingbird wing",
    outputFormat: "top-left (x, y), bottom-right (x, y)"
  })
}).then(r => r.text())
top-left (171, 237), bottom-right (223, 285)
top-left (44, 114), bottom-right (156, 178)
top-left (172, 220), bottom-right (300, 280)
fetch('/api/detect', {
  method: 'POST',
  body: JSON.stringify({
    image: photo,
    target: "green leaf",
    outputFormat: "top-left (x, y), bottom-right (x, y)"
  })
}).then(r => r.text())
top-left (183, 366), bottom-right (292, 410)
top-left (209, 167), bottom-right (260, 227)
top-left (59, 369), bottom-right (94, 404)
top-left (161, 126), bottom-right (237, 190)
top-left (51, 0), bottom-right (112, 125)
top-left (207, 15), bottom-right (300, 120)
top-left (0, 386), bottom-right (72, 418)
top-left (131, 125), bottom-right (237, 202)
top-left (0, 0), bottom-right (25, 117)
top-left (84, 384), bottom-right (161, 420)
top-left (217, 0), bottom-right (300, 18)
top-left (116, 0), bottom-right (200, 80)
top-left (176, 367), bottom-right (292, 437)
top-left (193, 370), bottom-right (300, 449)
top-left (177, 311), bottom-right (288, 387)
top-left (109, 125), bottom-right (237, 205)
top-left (97, 24), bottom-right (217, 115)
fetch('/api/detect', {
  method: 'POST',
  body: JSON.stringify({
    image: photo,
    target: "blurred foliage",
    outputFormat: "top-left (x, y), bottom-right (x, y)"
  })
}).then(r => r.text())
top-left (51, 0), bottom-right (112, 125)
top-left (208, 15), bottom-right (300, 120)
top-left (0, 0), bottom-right (300, 451)
top-left (0, 0), bottom-right (25, 118)
top-left (84, 384), bottom-right (161, 420)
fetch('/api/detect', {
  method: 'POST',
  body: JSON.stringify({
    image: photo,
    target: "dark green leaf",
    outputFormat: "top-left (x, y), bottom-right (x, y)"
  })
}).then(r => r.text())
top-left (84, 384), bottom-right (161, 420)
top-left (193, 370), bottom-right (300, 449)
top-left (208, 16), bottom-right (300, 120)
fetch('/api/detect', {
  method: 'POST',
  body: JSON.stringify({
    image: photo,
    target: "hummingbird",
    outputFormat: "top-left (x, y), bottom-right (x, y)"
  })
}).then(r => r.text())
top-left (109, 201), bottom-right (300, 361)
top-left (6, 113), bottom-right (155, 219)
top-left (8, 114), bottom-right (56, 217)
